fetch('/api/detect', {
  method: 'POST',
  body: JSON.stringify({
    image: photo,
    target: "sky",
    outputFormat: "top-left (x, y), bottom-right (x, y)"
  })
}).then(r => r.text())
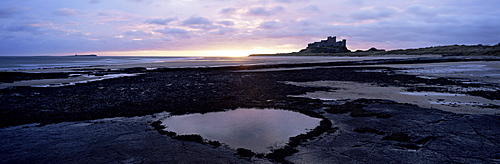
top-left (1, 0), bottom-right (499, 56)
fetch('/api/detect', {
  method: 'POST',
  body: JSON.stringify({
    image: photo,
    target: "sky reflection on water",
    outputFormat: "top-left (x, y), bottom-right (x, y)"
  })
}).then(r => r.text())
top-left (160, 108), bottom-right (321, 153)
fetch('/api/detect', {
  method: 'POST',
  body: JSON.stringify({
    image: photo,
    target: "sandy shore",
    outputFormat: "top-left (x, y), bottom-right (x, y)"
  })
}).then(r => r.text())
top-left (1, 55), bottom-right (499, 163)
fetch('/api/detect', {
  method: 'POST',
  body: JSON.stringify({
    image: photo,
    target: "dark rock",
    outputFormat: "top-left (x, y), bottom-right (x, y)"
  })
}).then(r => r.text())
top-left (121, 67), bottom-right (147, 73)
top-left (266, 146), bottom-right (299, 162)
top-left (353, 127), bottom-right (385, 135)
top-left (165, 131), bottom-right (177, 137)
top-left (414, 136), bottom-right (437, 145)
top-left (150, 121), bottom-right (165, 130)
top-left (350, 109), bottom-right (377, 117)
top-left (396, 143), bottom-right (421, 150)
top-left (0, 72), bottom-right (71, 83)
top-left (208, 140), bottom-right (221, 147)
top-left (376, 113), bottom-right (393, 118)
top-left (236, 148), bottom-right (255, 157)
top-left (382, 132), bottom-right (413, 142)
top-left (173, 134), bottom-right (204, 143)
top-left (324, 101), bottom-right (366, 114)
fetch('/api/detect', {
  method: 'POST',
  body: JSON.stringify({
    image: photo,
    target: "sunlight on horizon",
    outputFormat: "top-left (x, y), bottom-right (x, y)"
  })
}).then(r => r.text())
top-left (93, 48), bottom-right (286, 57)
top-left (201, 48), bottom-right (274, 57)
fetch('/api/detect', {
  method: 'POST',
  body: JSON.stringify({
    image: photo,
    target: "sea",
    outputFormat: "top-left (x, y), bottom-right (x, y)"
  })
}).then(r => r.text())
top-left (0, 56), bottom-right (195, 71)
top-left (0, 55), bottom-right (434, 72)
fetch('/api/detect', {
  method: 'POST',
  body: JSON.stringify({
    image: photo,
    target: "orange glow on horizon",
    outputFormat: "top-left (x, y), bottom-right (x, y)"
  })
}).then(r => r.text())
top-left (91, 47), bottom-right (293, 57)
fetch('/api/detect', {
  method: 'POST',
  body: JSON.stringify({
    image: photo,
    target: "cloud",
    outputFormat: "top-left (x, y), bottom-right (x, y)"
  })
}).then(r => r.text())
top-left (218, 21), bottom-right (235, 26)
top-left (274, 0), bottom-right (308, 3)
top-left (220, 8), bottom-right (237, 14)
top-left (87, 0), bottom-right (103, 4)
top-left (298, 5), bottom-right (322, 13)
top-left (52, 8), bottom-right (80, 16)
top-left (405, 4), bottom-right (437, 17)
top-left (343, 0), bottom-right (365, 6)
top-left (4, 24), bottom-right (44, 35)
top-left (154, 27), bottom-right (189, 35)
top-left (145, 17), bottom-right (177, 25)
top-left (124, 30), bottom-right (152, 37)
top-left (259, 21), bottom-right (283, 29)
top-left (182, 16), bottom-right (212, 25)
top-left (2, 0), bottom-right (499, 56)
top-left (211, 27), bottom-right (236, 35)
top-left (247, 6), bottom-right (284, 16)
top-left (181, 16), bottom-right (220, 30)
top-left (253, 20), bottom-right (328, 39)
top-left (350, 7), bottom-right (398, 20)
top-left (0, 7), bottom-right (22, 18)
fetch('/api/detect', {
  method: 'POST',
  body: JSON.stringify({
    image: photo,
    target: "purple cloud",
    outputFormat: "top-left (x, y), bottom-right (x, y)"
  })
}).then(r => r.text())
top-left (4, 24), bottom-right (44, 35)
top-left (298, 5), bottom-right (322, 13)
top-left (87, 0), bottom-right (102, 4)
top-left (145, 17), bottom-right (177, 25)
top-left (211, 27), bottom-right (236, 35)
top-left (350, 7), bottom-right (398, 20)
top-left (259, 21), bottom-right (282, 29)
top-left (182, 16), bottom-right (212, 25)
top-left (52, 8), bottom-right (80, 16)
top-left (405, 5), bottom-right (437, 17)
top-left (124, 30), bottom-right (152, 37)
top-left (275, 0), bottom-right (306, 3)
top-left (247, 6), bottom-right (284, 16)
top-left (181, 16), bottom-right (220, 30)
top-left (1, 0), bottom-right (499, 56)
top-left (0, 7), bottom-right (21, 18)
top-left (218, 21), bottom-right (235, 26)
top-left (220, 8), bottom-right (237, 14)
top-left (154, 27), bottom-right (189, 35)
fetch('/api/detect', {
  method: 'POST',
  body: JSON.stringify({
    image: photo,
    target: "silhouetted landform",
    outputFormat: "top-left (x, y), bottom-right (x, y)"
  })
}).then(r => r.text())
top-left (355, 47), bottom-right (386, 52)
top-left (297, 36), bottom-right (350, 53)
top-left (73, 54), bottom-right (97, 57)
top-left (251, 43), bottom-right (500, 56)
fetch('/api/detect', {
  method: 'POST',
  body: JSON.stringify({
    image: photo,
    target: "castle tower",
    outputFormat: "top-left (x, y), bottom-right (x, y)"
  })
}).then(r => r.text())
top-left (326, 36), bottom-right (337, 46)
top-left (327, 36), bottom-right (336, 42)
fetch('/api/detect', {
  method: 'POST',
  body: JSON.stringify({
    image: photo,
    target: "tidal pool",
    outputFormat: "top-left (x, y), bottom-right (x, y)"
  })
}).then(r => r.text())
top-left (160, 108), bottom-right (322, 153)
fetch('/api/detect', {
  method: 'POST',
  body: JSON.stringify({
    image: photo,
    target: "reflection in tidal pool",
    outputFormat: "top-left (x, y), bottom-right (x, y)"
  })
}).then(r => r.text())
top-left (160, 108), bottom-right (321, 153)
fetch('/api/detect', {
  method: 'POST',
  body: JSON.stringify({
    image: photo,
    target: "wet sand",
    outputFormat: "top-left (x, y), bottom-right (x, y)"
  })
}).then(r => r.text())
top-left (1, 56), bottom-right (499, 163)
top-left (286, 80), bottom-right (500, 115)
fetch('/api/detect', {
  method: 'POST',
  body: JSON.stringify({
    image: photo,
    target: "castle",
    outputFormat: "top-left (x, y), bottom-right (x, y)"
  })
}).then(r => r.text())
top-left (300, 36), bottom-right (350, 53)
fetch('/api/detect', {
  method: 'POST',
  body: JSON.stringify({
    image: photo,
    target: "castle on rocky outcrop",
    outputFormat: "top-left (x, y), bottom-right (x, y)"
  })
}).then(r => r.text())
top-left (307, 36), bottom-right (346, 48)
top-left (299, 36), bottom-right (350, 53)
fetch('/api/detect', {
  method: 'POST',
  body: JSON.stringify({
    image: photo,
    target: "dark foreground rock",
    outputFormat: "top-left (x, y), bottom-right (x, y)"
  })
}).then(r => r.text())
top-left (0, 115), bottom-right (259, 164)
top-left (287, 99), bottom-right (500, 163)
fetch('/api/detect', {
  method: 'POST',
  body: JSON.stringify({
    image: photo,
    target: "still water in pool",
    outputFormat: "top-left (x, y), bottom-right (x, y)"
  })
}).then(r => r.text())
top-left (160, 108), bottom-right (321, 153)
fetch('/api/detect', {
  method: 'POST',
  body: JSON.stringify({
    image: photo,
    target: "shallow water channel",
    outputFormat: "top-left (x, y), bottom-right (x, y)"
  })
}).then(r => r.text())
top-left (160, 108), bottom-right (321, 153)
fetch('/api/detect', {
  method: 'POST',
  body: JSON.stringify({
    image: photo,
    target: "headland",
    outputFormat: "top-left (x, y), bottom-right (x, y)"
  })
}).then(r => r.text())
top-left (251, 36), bottom-right (500, 56)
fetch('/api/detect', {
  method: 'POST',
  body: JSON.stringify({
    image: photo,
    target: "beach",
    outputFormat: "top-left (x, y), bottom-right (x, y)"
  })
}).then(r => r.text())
top-left (1, 55), bottom-right (500, 163)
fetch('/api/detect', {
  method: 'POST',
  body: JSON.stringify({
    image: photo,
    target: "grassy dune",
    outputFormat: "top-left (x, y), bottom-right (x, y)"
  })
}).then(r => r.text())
top-left (251, 44), bottom-right (500, 56)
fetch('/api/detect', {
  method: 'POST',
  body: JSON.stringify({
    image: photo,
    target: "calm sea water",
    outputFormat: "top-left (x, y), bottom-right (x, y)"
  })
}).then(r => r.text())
top-left (0, 56), bottom-right (195, 71)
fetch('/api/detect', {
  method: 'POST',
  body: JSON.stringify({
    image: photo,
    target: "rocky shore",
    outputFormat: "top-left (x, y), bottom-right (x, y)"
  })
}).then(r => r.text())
top-left (1, 56), bottom-right (500, 163)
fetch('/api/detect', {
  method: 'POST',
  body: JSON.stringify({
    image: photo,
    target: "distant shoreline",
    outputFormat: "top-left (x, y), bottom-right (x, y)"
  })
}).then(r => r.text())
top-left (251, 44), bottom-right (500, 56)
top-left (72, 54), bottom-right (97, 57)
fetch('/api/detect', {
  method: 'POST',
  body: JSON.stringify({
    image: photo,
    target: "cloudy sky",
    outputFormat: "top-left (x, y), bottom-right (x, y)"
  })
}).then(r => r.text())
top-left (1, 0), bottom-right (499, 56)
